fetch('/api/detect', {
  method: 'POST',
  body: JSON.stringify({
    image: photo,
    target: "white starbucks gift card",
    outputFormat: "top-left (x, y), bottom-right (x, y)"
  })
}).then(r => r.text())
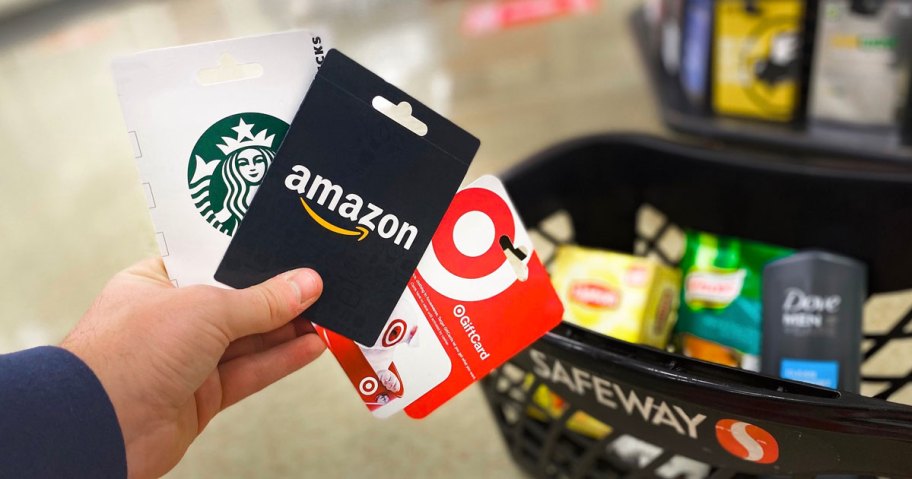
top-left (113, 30), bottom-right (328, 287)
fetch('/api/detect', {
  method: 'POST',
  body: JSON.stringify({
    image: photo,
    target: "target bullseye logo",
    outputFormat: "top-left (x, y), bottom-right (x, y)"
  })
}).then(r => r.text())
top-left (359, 377), bottom-right (379, 396)
top-left (715, 419), bottom-right (779, 464)
top-left (419, 186), bottom-right (528, 302)
top-left (432, 188), bottom-right (514, 279)
top-left (381, 319), bottom-right (408, 347)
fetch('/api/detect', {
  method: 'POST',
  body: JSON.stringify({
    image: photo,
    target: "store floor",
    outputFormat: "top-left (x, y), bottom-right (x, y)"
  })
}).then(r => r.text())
top-left (1, 1), bottom-right (909, 478)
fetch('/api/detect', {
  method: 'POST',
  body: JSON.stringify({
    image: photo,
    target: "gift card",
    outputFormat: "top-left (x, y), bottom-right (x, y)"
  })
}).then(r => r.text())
top-left (316, 176), bottom-right (564, 418)
top-left (215, 50), bottom-right (479, 345)
top-left (317, 291), bottom-right (451, 418)
top-left (112, 30), bottom-right (328, 287)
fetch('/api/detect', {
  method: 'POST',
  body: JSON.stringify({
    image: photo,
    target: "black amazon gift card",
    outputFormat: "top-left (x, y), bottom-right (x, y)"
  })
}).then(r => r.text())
top-left (215, 49), bottom-right (479, 345)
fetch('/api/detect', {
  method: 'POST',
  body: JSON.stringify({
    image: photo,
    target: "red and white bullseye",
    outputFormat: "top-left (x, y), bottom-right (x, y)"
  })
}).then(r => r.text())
top-left (381, 319), bottom-right (408, 348)
top-left (420, 185), bottom-right (527, 302)
top-left (359, 377), bottom-right (379, 396)
top-left (432, 187), bottom-right (514, 280)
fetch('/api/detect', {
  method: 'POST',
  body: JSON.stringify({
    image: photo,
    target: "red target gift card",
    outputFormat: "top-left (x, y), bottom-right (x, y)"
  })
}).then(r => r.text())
top-left (316, 175), bottom-right (563, 418)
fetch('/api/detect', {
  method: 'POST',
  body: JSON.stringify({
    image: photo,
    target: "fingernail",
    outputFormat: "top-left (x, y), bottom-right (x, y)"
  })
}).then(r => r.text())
top-left (286, 269), bottom-right (321, 307)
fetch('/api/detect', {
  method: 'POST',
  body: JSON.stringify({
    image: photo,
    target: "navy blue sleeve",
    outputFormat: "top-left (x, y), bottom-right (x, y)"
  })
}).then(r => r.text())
top-left (0, 346), bottom-right (127, 478)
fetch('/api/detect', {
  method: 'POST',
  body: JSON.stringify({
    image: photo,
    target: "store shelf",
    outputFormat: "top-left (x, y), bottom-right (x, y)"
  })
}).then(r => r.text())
top-left (629, 6), bottom-right (912, 164)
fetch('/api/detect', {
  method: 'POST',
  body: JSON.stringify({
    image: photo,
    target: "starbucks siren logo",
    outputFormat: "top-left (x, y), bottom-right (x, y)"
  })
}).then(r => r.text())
top-left (188, 113), bottom-right (288, 236)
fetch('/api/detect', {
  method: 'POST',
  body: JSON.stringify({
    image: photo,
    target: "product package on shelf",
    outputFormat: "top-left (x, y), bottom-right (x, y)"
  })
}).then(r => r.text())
top-left (712, 0), bottom-right (805, 122)
top-left (809, 0), bottom-right (912, 128)
top-left (680, 0), bottom-right (713, 109)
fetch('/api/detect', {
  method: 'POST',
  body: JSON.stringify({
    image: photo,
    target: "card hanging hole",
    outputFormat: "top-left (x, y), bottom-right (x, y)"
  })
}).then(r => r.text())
top-left (500, 235), bottom-right (529, 282)
top-left (195, 53), bottom-right (263, 86)
top-left (372, 96), bottom-right (428, 136)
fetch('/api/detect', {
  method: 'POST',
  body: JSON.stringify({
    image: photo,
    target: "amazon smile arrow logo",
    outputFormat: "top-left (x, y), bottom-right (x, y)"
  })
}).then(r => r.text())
top-left (284, 165), bottom-right (419, 250)
top-left (300, 197), bottom-right (369, 241)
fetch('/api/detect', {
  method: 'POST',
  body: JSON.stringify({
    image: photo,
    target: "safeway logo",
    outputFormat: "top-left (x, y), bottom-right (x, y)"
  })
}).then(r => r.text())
top-left (715, 419), bottom-right (779, 464)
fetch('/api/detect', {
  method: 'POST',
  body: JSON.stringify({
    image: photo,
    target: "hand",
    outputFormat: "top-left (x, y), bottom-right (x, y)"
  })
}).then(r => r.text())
top-left (61, 257), bottom-right (325, 479)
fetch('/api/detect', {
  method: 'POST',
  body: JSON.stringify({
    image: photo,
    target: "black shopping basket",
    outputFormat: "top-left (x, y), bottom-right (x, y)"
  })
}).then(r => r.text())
top-left (481, 134), bottom-right (912, 478)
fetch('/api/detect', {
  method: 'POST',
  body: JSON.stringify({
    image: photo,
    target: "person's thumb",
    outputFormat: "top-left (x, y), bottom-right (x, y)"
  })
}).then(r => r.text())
top-left (206, 269), bottom-right (323, 341)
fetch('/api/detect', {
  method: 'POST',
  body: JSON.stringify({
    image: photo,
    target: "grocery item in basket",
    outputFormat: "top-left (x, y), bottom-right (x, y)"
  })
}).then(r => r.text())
top-left (675, 231), bottom-right (793, 370)
top-left (550, 245), bottom-right (681, 348)
top-left (712, 0), bottom-right (805, 122)
top-left (215, 50), bottom-right (478, 345)
top-left (809, 0), bottom-right (912, 127)
top-left (678, 333), bottom-right (755, 370)
top-left (607, 435), bottom-right (710, 476)
top-left (762, 251), bottom-right (865, 392)
top-left (111, 30), bottom-right (328, 287)
top-left (525, 376), bottom-right (613, 439)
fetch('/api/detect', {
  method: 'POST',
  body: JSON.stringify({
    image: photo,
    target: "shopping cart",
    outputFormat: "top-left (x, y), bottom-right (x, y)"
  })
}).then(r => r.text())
top-left (481, 134), bottom-right (912, 478)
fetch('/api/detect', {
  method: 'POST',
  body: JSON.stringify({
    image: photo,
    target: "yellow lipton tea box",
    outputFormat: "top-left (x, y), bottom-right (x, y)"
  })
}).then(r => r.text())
top-left (550, 245), bottom-right (681, 348)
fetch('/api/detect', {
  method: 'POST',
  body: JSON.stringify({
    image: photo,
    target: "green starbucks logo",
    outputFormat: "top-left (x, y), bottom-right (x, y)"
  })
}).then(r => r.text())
top-left (188, 113), bottom-right (288, 236)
